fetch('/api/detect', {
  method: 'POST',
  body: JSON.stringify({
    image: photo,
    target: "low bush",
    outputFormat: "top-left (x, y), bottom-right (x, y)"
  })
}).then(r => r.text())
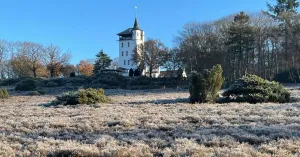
top-left (88, 73), bottom-right (127, 88)
top-left (69, 72), bottom-right (76, 77)
top-left (15, 79), bottom-right (37, 91)
top-left (189, 64), bottom-right (224, 103)
top-left (129, 76), bottom-right (152, 86)
top-left (0, 78), bottom-right (22, 86)
top-left (27, 89), bottom-right (46, 96)
top-left (45, 81), bottom-right (60, 87)
top-left (52, 88), bottom-right (110, 105)
top-left (0, 88), bottom-right (9, 99)
top-left (223, 74), bottom-right (290, 104)
top-left (66, 77), bottom-right (90, 87)
top-left (273, 68), bottom-right (300, 83)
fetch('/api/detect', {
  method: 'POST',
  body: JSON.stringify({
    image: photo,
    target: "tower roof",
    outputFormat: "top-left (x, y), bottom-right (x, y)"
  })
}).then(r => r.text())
top-left (133, 18), bottom-right (141, 30)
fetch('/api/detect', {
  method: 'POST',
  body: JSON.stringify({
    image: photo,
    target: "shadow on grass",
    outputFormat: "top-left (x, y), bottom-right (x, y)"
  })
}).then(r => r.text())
top-left (127, 98), bottom-right (189, 105)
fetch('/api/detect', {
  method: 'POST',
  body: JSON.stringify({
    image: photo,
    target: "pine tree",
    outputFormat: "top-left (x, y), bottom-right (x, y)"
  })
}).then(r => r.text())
top-left (226, 12), bottom-right (255, 82)
top-left (93, 50), bottom-right (112, 74)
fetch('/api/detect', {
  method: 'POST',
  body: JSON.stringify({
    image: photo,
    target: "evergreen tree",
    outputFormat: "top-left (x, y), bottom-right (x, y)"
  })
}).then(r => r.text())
top-left (226, 12), bottom-right (255, 82)
top-left (266, 0), bottom-right (299, 69)
top-left (93, 50), bottom-right (112, 74)
top-left (129, 68), bottom-right (134, 77)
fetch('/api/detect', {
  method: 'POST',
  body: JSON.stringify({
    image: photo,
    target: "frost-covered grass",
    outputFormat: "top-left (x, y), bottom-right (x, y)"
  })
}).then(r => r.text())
top-left (1, 89), bottom-right (300, 156)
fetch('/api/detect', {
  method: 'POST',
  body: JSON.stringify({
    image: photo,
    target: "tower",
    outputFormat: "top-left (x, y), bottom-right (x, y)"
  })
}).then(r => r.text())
top-left (117, 18), bottom-right (145, 73)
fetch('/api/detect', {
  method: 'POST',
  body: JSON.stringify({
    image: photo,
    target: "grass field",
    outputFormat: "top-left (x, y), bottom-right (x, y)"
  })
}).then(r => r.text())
top-left (1, 88), bottom-right (300, 156)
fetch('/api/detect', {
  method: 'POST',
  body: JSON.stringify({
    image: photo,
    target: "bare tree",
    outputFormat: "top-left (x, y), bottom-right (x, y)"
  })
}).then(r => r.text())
top-left (24, 42), bottom-right (44, 78)
top-left (132, 39), bottom-right (168, 78)
top-left (43, 44), bottom-right (71, 77)
top-left (0, 40), bottom-right (8, 79)
top-left (109, 57), bottom-right (120, 69)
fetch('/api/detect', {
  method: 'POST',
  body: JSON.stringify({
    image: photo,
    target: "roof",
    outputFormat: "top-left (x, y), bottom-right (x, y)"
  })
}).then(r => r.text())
top-left (117, 28), bottom-right (133, 36)
top-left (133, 18), bottom-right (141, 30)
top-left (117, 18), bottom-right (142, 36)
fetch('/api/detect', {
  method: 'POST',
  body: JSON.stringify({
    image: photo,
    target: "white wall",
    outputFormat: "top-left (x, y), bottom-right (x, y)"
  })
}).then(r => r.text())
top-left (118, 30), bottom-right (145, 70)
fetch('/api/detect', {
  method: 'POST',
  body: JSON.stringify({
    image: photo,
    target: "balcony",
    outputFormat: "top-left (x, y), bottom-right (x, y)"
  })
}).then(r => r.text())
top-left (119, 37), bottom-right (132, 41)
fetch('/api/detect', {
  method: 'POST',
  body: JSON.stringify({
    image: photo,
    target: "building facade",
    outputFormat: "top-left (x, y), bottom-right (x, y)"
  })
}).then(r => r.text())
top-left (117, 18), bottom-right (145, 72)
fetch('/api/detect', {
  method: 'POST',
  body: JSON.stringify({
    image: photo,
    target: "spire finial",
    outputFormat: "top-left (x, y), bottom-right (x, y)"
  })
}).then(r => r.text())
top-left (135, 6), bottom-right (137, 18)
top-left (133, 6), bottom-right (141, 30)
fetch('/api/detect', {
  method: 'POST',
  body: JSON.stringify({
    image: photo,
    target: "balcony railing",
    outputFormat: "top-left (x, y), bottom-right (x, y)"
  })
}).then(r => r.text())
top-left (119, 37), bottom-right (132, 40)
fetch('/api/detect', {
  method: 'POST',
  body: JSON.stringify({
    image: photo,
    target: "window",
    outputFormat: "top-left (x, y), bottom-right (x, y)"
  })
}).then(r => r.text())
top-left (126, 51), bottom-right (128, 56)
top-left (137, 32), bottom-right (139, 36)
top-left (121, 43), bottom-right (123, 47)
top-left (122, 51), bottom-right (124, 56)
top-left (128, 60), bottom-right (130, 65)
top-left (128, 42), bottom-right (130, 47)
top-left (124, 60), bottom-right (126, 65)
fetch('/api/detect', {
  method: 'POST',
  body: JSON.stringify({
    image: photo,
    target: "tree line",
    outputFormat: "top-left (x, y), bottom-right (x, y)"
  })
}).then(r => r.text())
top-left (0, 41), bottom-right (73, 79)
top-left (1, 0), bottom-right (299, 81)
top-left (172, 0), bottom-right (300, 82)
top-left (0, 40), bottom-right (119, 79)
top-left (131, 0), bottom-right (300, 81)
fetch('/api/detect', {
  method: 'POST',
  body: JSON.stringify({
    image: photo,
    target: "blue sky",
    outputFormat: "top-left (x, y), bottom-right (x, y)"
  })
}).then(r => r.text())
top-left (0, 0), bottom-right (271, 64)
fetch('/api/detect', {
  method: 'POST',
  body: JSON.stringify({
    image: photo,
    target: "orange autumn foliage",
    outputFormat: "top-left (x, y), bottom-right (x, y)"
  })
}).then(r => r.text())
top-left (77, 60), bottom-right (94, 76)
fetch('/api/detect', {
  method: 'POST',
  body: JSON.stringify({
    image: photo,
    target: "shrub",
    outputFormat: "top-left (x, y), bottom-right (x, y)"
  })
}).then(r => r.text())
top-left (45, 78), bottom-right (66, 87)
top-left (134, 69), bottom-right (141, 77)
top-left (27, 89), bottom-right (46, 96)
top-left (64, 77), bottom-right (89, 87)
top-left (52, 88), bottom-right (110, 105)
top-left (0, 88), bottom-right (9, 99)
top-left (0, 78), bottom-right (22, 86)
top-left (77, 88), bottom-right (110, 104)
top-left (189, 64), bottom-right (224, 103)
top-left (89, 73), bottom-right (127, 88)
top-left (223, 74), bottom-right (290, 104)
top-left (70, 71), bottom-right (76, 77)
top-left (15, 79), bottom-right (37, 91)
top-left (45, 81), bottom-right (60, 87)
top-left (273, 68), bottom-right (300, 83)
top-left (129, 76), bottom-right (152, 86)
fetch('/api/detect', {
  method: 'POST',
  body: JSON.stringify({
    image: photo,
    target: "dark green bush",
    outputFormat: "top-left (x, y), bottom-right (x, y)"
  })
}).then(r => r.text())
top-left (69, 72), bottom-right (76, 77)
top-left (89, 73), bottom-right (127, 88)
top-left (27, 89), bottom-right (46, 96)
top-left (66, 77), bottom-right (89, 86)
top-left (0, 78), bottom-right (22, 86)
top-left (273, 68), bottom-right (300, 83)
top-left (223, 74), bottom-right (290, 104)
top-left (45, 78), bottom-right (66, 87)
top-left (0, 88), bottom-right (9, 99)
top-left (86, 83), bottom-right (111, 89)
top-left (52, 88), bottom-right (110, 105)
top-left (129, 76), bottom-right (151, 86)
top-left (15, 79), bottom-right (37, 91)
top-left (189, 64), bottom-right (224, 103)
top-left (45, 81), bottom-right (60, 87)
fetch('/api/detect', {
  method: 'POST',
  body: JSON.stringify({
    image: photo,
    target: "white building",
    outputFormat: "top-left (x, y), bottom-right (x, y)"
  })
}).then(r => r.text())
top-left (117, 18), bottom-right (144, 74)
